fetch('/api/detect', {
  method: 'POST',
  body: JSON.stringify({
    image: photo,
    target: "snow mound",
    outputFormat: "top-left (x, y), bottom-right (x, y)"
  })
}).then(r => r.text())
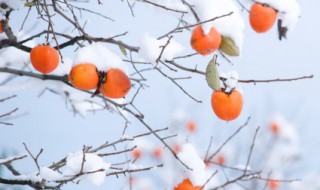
top-left (177, 143), bottom-right (207, 187)
top-left (138, 33), bottom-right (184, 63)
top-left (63, 151), bottom-right (111, 186)
top-left (73, 43), bottom-right (129, 74)
top-left (189, 0), bottom-right (245, 50)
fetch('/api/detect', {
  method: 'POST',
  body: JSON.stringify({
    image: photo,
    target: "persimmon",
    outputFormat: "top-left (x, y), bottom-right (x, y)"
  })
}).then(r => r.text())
top-left (211, 89), bottom-right (243, 121)
top-left (267, 180), bottom-right (279, 190)
top-left (174, 178), bottom-right (200, 190)
top-left (172, 144), bottom-right (181, 154)
top-left (30, 45), bottom-right (59, 74)
top-left (0, 21), bottom-right (3, 33)
top-left (153, 147), bottom-right (163, 158)
top-left (69, 63), bottom-right (99, 90)
top-left (249, 3), bottom-right (277, 33)
top-left (190, 25), bottom-right (221, 55)
top-left (216, 155), bottom-right (225, 165)
top-left (186, 120), bottom-right (196, 133)
top-left (100, 68), bottom-right (131, 99)
top-left (132, 149), bottom-right (142, 159)
top-left (270, 123), bottom-right (280, 134)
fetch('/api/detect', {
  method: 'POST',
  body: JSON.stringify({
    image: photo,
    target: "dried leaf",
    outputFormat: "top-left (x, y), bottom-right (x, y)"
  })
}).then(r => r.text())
top-left (206, 55), bottom-right (220, 91)
top-left (220, 36), bottom-right (240, 56)
top-left (119, 44), bottom-right (127, 57)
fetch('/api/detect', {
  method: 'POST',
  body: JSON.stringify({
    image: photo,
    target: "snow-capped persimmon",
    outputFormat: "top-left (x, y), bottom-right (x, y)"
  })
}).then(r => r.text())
top-left (100, 68), bottom-right (131, 98)
top-left (186, 120), bottom-right (197, 133)
top-left (69, 63), bottom-right (99, 90)
top-left (267, 180), bottom-right (279, 190)
top-left (249, 3), bottom-right (277, 33)
top-left (211, 89), bottom-right (243, 121)
top-left (30, 45), bottom-right (59, 74)
top-left (174, 178), bottom-right (200, 190)
top-left (190, 25), bottom-right (221, 55)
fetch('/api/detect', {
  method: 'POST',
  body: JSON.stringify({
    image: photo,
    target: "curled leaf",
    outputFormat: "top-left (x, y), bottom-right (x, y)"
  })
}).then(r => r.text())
top-left (220, 36), bottom-right (240, 56)
top-left (119, 44), bottom-right (127, 57)
top-left (206, 55), bottom-right (220, 91)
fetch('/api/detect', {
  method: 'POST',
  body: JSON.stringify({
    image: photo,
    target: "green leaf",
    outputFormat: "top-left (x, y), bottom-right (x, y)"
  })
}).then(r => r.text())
top-left (206, 55), bottom-right (220, 91)
top-left (220, 36), bottom-right (240, 56)
top-left (119, 44), bottom-right (127, 57)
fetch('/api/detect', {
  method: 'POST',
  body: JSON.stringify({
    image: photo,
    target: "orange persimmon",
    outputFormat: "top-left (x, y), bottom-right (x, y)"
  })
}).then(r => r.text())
top-left (186, 120), bottom-right (197, 133)
top-left (152, 147), bottom-right (163, 158)
top-left (30, 45), bottom-right (59, 74)
top-left (174, 178), bottom-right (200, 190)
top-left (132, 149), bottom-right (142, 159)
top-left (191, 25), bottom-right (221, 55)
top-left (211, 89), bottom-right (243, 121)
top-left (268, 180), bottom-right (279, 190)
top-left (100, 68), bottom-right (131, 98)
top-left (216, 155), bottom-right (225, 165)
top-left (249, 3), bottom-right (277, 33)
top-left (270, 123), bottom-right (280, 134)
top-left (0, 21), bottom-right (3, 33)
top-left (69, 63), bottom-right (99, 90)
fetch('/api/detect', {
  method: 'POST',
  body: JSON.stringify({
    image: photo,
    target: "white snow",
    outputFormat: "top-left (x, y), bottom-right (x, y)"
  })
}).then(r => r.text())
top-left (177, 143), bottom-right (207, 187)
top-left (253, 0), bottom-right (301, 30)
top-left (219, 70), bottom-right (239, 93)
top-left (128, 163), bottom-right (144, 170)
top-left (0, 155), bottom-right (26, 165)
top-left (121, 135), bottom-right (134, 140)
top-left (12, 173), bottom-right (42, 182)
top-left (40, 167), bottom-right (64, 181)
top-left (73, 43), bottom-right (129, 74)
top-left (138, 33), bottom-right (184, 63)
top-left (63, 151), bottom-right (111, 186)
top-left (188, 0), bottom-right (245, 50)
top-left (133, 138), bottom-right (154, 152)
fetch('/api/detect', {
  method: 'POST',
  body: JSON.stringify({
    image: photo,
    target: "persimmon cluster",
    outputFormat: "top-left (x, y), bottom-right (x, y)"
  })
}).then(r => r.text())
top-left (29, 45), bottom-right (131, 99)
top-left (189, 2), bottom-right (279, 121)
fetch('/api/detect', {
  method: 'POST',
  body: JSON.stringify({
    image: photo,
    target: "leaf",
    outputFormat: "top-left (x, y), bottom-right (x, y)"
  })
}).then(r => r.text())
top-left (220, 36), bottom-right (240, 56)
top-left (119, 44), bottom-right (127, 57)
top-left (206, 55), bottom-right (220, 91)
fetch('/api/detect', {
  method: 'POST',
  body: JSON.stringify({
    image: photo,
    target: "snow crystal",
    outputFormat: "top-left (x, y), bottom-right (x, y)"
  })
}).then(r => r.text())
top-left (254, 0), bottom-right (301, 30)
top-left (177, 143), bottom-right (207, 186)
top-left (63, 151), bottom-right (111, 186)
top-left (73, 43), bottom-right (129, 74)
top-left (138, 33), bottom-right (184, 63)
top-left (188, 0), bottom-right (245, 49)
